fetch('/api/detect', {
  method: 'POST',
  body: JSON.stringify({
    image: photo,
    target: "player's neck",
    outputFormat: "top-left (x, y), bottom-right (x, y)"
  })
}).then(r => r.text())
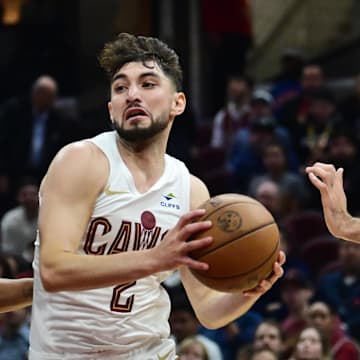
top-left (117, 138), bottom-right (167, 193)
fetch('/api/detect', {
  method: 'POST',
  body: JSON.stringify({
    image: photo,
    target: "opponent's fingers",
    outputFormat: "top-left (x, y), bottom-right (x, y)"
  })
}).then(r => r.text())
top-left (308, 172), bottom-right (326, 190)
top-left (336, 167), bottom-right (344, 188)
top-left (312, 162), bottom-right (337, 172)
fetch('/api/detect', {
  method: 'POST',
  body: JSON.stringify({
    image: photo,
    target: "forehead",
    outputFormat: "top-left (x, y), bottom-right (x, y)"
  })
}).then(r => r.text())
top-left (113, 60), bottom-right (166, 80)
top-left (301, 328), bottom-right (320, 339)
top-left (257, 323), bottom-right (279, 336)
top-left (309, 302), bottom-right (329, 314)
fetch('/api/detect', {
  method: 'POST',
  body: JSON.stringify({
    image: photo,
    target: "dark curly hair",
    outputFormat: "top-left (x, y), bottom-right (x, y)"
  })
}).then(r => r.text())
top-left (99, 33), bottom-right (183, 91)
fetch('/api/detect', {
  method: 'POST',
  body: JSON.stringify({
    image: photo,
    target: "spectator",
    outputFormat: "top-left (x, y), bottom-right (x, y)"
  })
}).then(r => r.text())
top-left (0, 75), bottom-right (83, 190)
top-left (199, 310), bottom-right (263, 360)
top-left (178, 337), bottom-right (209, 360)
top-left (271, 48), bottom-right (305, 118)
top-left (289, 326), bottom-right (332, 360)
top-left (252, 179), bottom-right (282, 221)
top-left (315, 241), bottom-right (360, 343)
top-left (252, 228), bottom-right (310, 321)
top-left (289, 87), bottom-right (342, 165)
top-left (1, 177), bottom-right (38, 257)
top-left (168, 286), bottom-right (223, 360)
top-left (227, 115), bottom-right (298, 193)
top-left (308, 300), bottom-right (360, 360)
top-left (210, 75), bottom-right (253, 148)
top-left (0, 308), bottom-right (30, 360)
top-left (249, 348), bottom-right (278, 360)
top-left (252, 320), bottom-right (285, 359)
top-left (280, 64), bottom-right (326, 132)
top-left (248, 140), bottom-right (308, 219)
top-left (279, 269), bottom-right (314, 358)
top-left (249, 89), bottom-right (274, 121)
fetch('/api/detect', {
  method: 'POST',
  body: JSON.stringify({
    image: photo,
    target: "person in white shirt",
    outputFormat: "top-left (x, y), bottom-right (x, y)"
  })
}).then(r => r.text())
top-left (1, 177), bottom-right (38, 256)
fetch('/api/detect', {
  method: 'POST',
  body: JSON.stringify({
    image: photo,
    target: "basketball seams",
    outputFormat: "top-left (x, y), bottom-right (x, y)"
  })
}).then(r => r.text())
top-left (191, 194), bottom-right (280, 292)
top-left (194, 234), bottom-right (279, 279)
top-left (193, 221), bottom-right (275, 258)
top-left (201, 201), bottom-right (267, 222)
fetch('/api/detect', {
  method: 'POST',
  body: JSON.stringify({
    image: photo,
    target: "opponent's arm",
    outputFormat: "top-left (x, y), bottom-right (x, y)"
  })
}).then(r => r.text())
top-left (39, 142), bottom-right (212, 292)
top-left (306, 162), bottom-right (360, 243)
top-left (180, 175), bottom-right (285, 329)
top-left (0, 278), bottom-right (33, 312)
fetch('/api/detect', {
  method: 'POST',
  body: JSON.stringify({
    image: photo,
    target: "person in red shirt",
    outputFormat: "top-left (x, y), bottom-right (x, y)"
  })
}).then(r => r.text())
top-left (308, 301), bottom-right (360, 360)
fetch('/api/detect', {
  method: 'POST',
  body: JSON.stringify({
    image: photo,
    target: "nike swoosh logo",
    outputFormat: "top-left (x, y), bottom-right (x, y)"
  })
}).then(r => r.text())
top-left (104, 185), bottom-right (129, 196)
top-left (157, 349), bottom-right (173, 360)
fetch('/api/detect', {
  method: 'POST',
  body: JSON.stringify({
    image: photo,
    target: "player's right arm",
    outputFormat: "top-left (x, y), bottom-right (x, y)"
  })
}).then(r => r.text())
top-left (306, 162), bottom-right (360, 243)
top-left (39, 141), bottom-right (212, 292)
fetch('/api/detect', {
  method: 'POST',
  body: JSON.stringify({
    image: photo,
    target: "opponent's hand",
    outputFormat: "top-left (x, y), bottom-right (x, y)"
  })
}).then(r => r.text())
top-left (306, 162), bottom-right (349, 237)
top-left (153, 209), bottom-right (213, 272)
top-left (242, 250), bottom-right (286, 297)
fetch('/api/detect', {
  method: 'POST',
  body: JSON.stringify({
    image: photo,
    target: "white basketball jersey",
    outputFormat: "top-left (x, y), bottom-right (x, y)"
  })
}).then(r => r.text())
top-left (29, 131), bottom-right (190, 359)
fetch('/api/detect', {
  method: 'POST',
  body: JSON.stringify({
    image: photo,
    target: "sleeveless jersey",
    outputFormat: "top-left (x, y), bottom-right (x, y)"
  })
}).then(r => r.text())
top-left (29, 131), bottom-right (190, 359)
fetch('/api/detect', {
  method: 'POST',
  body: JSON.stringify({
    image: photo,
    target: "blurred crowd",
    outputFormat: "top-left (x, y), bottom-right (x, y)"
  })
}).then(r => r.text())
top-left (0, 48), bottom-right (360, 359)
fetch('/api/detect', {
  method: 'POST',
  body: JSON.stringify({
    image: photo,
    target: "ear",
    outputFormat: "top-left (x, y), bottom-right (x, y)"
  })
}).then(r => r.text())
top-left (107, 101), bottom-right (114, 122)
top-left (170, 92), bottom-right (186, 117)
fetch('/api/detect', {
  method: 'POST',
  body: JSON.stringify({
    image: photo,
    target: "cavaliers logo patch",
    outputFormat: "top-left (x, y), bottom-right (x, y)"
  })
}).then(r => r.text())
top-left (217, 211), bottom-right (242, 232)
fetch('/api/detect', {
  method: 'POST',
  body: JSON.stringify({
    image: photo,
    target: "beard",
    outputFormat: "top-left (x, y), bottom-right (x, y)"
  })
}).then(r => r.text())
top-left (113, 114), bottom-right (169, 143)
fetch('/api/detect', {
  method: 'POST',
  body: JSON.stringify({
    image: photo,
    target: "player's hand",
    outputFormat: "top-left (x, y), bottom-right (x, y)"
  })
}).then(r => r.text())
top-left (242, 250), bottom-right (286, 297)
top-left (152, 209), bottom-right (213, 272)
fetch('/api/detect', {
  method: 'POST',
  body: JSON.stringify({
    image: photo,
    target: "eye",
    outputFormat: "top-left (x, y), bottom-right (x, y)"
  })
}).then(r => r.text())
top-left (114, 84), bottom-right (127, 92)
top-left (143, 81), bottom-right (156, 88)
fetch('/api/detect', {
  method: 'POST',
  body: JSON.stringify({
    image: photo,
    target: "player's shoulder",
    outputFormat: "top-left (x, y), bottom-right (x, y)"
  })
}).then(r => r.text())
top-left (42, 139), bottom-right (108, 192)
top-left (57, 138), bottom-right (103, 159)
top-left (190, 174), bottom-right (210, 210)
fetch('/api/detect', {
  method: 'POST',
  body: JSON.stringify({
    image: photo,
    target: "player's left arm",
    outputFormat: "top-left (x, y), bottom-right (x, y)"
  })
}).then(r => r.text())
top-left (0, 278), bottom-right (33, 313)
top-left (180, 175), bottom-right (285, 329)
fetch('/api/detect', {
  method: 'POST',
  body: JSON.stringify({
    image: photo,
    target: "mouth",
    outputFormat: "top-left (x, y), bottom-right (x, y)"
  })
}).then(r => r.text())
top-left (124, 107), bottom-right (148, 121)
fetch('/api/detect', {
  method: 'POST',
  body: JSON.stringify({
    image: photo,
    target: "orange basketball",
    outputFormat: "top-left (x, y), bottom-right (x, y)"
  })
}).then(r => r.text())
top-left (190, 193), bottom-right (280, 292)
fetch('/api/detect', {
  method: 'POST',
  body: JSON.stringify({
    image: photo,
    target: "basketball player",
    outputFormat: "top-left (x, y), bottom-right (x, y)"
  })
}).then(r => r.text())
top-left (0, 278), bottom-right (32, 313)
top-left (29, 33), bottom-right (286, 359)
top-left (306, 162), bottom-right (360, 243)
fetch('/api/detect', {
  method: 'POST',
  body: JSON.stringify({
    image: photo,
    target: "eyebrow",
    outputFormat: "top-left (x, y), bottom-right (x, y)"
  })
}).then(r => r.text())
top-left (112, 71), bottom-right (161, 83)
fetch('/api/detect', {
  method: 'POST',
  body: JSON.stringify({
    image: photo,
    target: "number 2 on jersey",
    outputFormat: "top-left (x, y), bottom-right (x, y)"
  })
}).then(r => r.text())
top-left (111, 281), bottom-right (136, 312)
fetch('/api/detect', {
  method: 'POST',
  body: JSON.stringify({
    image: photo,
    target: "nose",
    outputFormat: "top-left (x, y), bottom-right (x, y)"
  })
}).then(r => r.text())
top-left (126, 85), bottom-right (141, 103)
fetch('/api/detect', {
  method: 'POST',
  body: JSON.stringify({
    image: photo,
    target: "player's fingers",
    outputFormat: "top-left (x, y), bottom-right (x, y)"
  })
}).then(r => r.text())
top-left (277, 250), bottom-right (286, 266)
top-left (272, 257), bottom-right (284, 277)
top-left (186, 236), bottom-right (213, 253)
top-left (175, 209), bottom-right (207, 229)
top-left (242, 280), bottom-right (271, 296)
top-left (181, 257), bottom-right (209, 271)
top-left (179, 220), bottom-right (213, 242)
